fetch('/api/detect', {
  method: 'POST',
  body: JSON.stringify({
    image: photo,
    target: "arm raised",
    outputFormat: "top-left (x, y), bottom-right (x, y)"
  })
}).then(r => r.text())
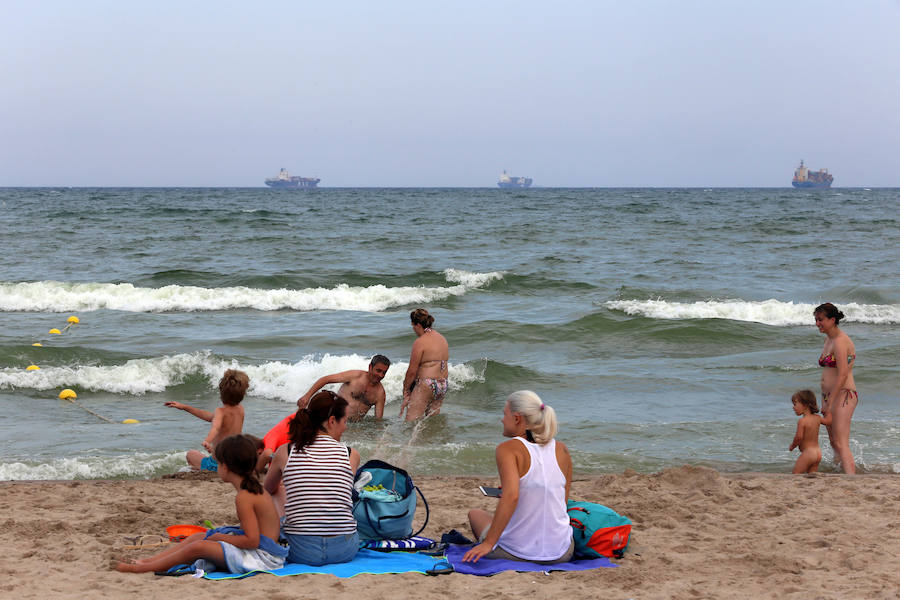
top-left (164, 401), bottom-right (214, 422)
top-left (298, 371), bottom-right (358, 408)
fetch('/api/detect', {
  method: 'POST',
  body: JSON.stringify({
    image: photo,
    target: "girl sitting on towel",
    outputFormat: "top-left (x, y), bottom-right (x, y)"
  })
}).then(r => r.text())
top-left (114, 434), bottom-right (287, 574)
top-left (463, 390), bottom-right (575, 564)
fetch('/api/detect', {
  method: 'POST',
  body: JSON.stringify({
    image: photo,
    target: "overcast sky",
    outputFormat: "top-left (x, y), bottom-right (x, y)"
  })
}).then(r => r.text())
top-left (3, 1), bottom-right (899, 187)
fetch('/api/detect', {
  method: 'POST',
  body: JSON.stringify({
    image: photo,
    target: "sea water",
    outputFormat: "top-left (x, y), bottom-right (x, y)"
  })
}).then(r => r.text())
top-left (1, 187), bottom-right (898, 479)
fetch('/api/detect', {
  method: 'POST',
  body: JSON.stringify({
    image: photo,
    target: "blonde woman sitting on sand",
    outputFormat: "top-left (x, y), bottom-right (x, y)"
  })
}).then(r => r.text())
top-left (463, 390), bottom-right (574, 564)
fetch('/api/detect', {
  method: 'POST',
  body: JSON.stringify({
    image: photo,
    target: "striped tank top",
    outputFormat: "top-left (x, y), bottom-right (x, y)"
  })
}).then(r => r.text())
top-left (282, 434), bottom-right (356, 536)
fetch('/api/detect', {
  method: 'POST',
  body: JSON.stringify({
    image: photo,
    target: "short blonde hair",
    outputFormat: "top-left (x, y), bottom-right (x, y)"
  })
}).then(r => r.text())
top-left (506, 390), bottom-right (558, 444)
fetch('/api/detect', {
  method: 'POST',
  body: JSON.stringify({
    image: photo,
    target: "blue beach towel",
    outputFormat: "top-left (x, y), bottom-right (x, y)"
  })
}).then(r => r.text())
top-left (203, 548), bottom-right (443, 580)
top-left (445, 544), bottom-right (617, 576)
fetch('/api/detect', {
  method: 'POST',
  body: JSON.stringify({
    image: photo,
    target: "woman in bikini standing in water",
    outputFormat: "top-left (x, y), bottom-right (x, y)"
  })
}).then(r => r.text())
top-left (401, 308), bottom-right (449, 421)
top-left (815, 302), bottom-right (858, 474)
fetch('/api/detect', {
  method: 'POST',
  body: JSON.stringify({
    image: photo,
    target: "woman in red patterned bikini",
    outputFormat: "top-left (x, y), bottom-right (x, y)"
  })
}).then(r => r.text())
top-left (814, 303), bottom-right (858, 474)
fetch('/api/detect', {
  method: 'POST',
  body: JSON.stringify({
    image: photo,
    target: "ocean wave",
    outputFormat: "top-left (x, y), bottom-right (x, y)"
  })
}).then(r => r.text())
top-left (604, 299), bottom-right (900, 326)
top-left (0, 452), bottom-right (186, 481)
top-left (442, 268), bottom-right (504, 288)
top-left (0, 269), bottom-right (503, 313)
top-left (0, 351), bottom-right (483, 403)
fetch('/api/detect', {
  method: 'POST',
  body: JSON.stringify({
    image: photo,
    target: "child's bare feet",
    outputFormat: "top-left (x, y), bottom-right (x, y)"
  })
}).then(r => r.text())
top-left (112, 557), bottom-right (140, 572)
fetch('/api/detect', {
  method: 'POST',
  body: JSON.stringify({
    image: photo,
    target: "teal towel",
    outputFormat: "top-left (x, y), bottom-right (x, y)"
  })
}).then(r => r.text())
top-left (204, 549), bottom-right (443, 580)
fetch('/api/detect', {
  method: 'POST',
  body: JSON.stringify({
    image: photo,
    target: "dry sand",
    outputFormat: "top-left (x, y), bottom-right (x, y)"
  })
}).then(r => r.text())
top-left (1, 466), bottom-right (898, 599)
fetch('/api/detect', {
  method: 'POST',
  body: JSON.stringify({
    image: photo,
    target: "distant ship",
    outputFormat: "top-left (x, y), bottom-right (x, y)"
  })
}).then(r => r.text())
top-left (265, 168), bottom-right (320, 189)
top-left (498, 170), bottom-right (533, 189)
top-left (792, 160), bottom-right (833, 188)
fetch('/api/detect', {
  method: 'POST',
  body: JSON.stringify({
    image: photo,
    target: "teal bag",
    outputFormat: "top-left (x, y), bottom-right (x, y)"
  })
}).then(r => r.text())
top-left (352, 460), bottom-right (429, 541)
top-left (566, 500), bottom-right (632, 559)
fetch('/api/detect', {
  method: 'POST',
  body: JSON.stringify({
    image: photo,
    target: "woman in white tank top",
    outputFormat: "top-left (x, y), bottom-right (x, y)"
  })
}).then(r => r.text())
top-left (463, 390), bottom-right (574, 564)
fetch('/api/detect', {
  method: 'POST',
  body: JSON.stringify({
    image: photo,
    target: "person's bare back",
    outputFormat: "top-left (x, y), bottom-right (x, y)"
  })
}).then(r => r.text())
top-left (789, 413), bottom-right (822, 474)
top-left (165, 369), bottom-right (250, 471)
top-left (205, 404), bottom-right (245, 452)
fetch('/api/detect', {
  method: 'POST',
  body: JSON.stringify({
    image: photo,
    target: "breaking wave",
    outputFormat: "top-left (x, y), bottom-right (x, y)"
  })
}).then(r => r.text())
top-left (0, 351), bottom-right (482, 403)
top-left (0, 269), bottom-right (504, 313)
top-left (605, 299), bottom-right (900, 326)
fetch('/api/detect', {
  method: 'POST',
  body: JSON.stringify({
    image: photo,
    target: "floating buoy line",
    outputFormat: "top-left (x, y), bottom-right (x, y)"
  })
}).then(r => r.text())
top-left (24, 316), bottom-right (139, 425)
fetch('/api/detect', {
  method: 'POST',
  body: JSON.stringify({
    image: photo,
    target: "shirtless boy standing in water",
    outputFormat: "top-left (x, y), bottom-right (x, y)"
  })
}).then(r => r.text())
top-left (297, 355), bottom-right (391, 420)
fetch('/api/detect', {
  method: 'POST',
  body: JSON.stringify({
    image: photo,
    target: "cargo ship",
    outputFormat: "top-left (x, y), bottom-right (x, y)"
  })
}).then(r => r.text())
top-left (264, 168), bottom-right (320, 189)
top-left (791, 160), bottom-right (833, 188)
top-left (498, 170), bottom-right (533, 189)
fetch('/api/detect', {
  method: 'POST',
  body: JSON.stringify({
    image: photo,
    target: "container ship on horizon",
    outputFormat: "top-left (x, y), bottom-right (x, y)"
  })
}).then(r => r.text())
top-left (498, 170), bottom-right (533, 189)
top-left (264, 168), bottom-right (320, 189)
top-left (792, 160), bottom-right (833, 188)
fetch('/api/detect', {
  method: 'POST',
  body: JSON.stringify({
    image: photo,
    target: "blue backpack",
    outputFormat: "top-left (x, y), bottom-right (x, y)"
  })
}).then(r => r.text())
top-left (352, 460), bottom-right (429, 541)
top-left (566, 500), bottom-right (632, 559)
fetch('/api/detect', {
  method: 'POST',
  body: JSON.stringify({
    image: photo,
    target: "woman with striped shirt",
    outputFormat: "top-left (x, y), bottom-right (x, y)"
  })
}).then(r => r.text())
top-left (264, 390), bottom-right (361, 565)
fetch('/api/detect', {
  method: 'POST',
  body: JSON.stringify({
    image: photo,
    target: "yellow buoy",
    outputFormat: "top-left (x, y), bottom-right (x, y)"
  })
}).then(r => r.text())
top-left (122, 419), bottom-right (140, 424)
top-left (49, 328), bottom-right (62, 334)
top-left (26, 365), bottom-right (40, 371)
top-left (58, 389), bottom-right (77, 400)
top-left (67, 316), bottom-right (80, 324)
top-left (32, 342), bottom-right (43, 347)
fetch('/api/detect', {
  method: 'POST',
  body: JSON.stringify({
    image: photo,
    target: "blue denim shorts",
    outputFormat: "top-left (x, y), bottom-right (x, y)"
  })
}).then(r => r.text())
top-left (283, 531), bottom-right (359, 566)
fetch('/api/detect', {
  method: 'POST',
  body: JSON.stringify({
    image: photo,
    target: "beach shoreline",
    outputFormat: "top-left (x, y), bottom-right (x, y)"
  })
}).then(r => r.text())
top-left (2, 466), bottom-right (898, 599)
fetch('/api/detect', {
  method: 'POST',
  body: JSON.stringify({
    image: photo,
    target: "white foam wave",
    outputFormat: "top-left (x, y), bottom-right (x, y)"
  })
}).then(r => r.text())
top-left (250, 354), bottom-right (481, 404)
top-left (0, 270), bottom-right (504, 313)
top-left (0, 352), bottom-right (483, 403)
top-left (0, 452), bottom-right (185, 481)
top-left (604, 299), bottom-right (900, 326)
top-left (0, 352), bottom-right (215, 395)
top-left (442, 268), bottom-right (504, 288)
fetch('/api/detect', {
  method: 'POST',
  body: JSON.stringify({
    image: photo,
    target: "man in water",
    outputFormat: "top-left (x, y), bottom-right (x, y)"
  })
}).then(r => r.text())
top-left (297, 354), bottom-right (391, 420)
top-left (258, 355), bottom-right (391, 482)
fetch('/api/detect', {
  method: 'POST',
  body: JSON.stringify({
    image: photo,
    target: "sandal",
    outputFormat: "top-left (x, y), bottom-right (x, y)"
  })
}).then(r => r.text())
top-left (426, 560), bottom-right (454, 576)
top-left (154, 563), bottom-right (196, 577)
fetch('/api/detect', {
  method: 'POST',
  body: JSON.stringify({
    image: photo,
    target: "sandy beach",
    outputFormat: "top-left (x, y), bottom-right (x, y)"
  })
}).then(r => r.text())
top-left (1, 466), bottom-right (897, 599)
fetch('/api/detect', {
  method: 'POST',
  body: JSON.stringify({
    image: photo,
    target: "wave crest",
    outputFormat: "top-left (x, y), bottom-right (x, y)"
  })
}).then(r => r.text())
top-left (0, 269), bottom-right (504, 313)
top-left (0, 452), bottom-right (186, 480)
top-left (604, 299), bottom-right (900, 326)
top-left (0, 352), bottom-right (483, 402)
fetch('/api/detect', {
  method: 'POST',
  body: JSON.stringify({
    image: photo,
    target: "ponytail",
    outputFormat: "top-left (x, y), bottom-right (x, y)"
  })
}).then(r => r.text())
top-left (288, 391), bottom-right (348, 452)
top-left (214, 435), bottom-right (262, 494)
top-left (506, 390), bottom-right (558, 445)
